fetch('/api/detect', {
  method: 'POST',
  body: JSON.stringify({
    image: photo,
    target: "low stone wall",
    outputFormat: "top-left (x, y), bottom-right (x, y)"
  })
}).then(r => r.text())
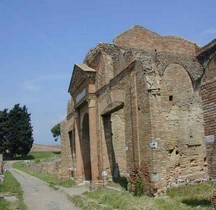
top-left (25, 158), bottom-right (72, 180)
top-left (40, 160), bottom-right (61, 175)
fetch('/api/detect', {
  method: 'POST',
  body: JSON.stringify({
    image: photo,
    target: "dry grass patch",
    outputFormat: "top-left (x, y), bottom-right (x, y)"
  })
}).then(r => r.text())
top-left (71, 189), bottom-right (158, 210)
top-left (71, 182), bottom-right (215, 210)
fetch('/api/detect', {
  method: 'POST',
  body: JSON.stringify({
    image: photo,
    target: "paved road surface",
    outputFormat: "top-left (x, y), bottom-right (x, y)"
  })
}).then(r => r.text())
top-left (6, 162), bottom-right (79, 210)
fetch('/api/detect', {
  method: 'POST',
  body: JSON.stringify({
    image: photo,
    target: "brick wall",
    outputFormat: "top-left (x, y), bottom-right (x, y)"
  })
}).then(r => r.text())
top-left (159, 64), bottom-right (207, 189)
top-left (114, 25), bottom-right (198, 55)
top-left (62, 25), bottom-right (215, 194)
top-left (94, 42), bottom-right (208, 194)
top-left (201, 56), bottom-right (216, 179)
top-left (60, 119), bottom-right (74, 179)
top-left (60, 99), bottom-right (76, 180)
top-left (201, 80), bottom-right (216, 136)
top-left (83, 36), bottom-right (207, 194)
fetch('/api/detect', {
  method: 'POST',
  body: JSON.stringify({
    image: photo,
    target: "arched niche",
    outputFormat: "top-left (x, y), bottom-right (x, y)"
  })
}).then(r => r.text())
top-left (160, 64), bottom-right (193, 151)
top-left (161, 63), bottom-right (193, 103)
top-left (161, 64), bottom-right (206, 183)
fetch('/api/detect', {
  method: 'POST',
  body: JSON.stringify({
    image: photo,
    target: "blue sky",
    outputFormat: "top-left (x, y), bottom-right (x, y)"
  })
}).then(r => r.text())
top-left (0, 0), bottom-right (215, 145)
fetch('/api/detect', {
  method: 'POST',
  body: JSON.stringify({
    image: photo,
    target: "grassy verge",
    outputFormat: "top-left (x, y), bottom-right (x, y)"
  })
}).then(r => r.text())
top-left (13, 161), bottom-right (74, 188)
top-left (16, 151), bottom-right (61, 163)
top-left (71, 182), bottom-right (215, 210)
top-left (71, 190), bottom-right (158, 210)
top-left (29, 151), bottom-right (61, 162)
top-left (166, 182), bottom-right (214, 207)
top-left (0, 171), bottom-right (27, 210)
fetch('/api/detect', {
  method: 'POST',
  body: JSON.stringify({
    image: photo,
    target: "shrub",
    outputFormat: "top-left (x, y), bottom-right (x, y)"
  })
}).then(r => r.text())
top-left (129, 166), bottom-right (145, 196)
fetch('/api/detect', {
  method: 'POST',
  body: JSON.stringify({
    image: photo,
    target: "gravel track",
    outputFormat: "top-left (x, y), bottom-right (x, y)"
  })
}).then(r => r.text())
top-left (6, 162), bottom-right (79, 210)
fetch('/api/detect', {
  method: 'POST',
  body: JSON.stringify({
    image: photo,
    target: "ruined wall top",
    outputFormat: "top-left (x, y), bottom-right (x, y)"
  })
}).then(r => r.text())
top-left (197, 39), bottom-right (216, 64)
top-left (81, 25), bottom-right (215, 92)
top-left (198, 39), bottom-right (216, 54)
top-left (113, 25), bottom-right (199, 55)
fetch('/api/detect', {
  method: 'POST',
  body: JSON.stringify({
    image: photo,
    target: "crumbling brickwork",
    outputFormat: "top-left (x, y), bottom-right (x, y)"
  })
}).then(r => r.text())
top-left (60, 25), bottom-right (216, 195)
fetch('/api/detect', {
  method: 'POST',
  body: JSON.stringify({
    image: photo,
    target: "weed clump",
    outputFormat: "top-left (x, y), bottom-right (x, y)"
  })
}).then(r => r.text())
top-left (128, 165), bottom-right (149, 197)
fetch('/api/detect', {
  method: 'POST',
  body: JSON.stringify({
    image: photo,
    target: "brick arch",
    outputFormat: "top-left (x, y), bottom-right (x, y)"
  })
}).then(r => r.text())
top-left (156, 54), bottom-right (203, 84)
top-left (161, 62), bottom-right (192, 80)
top-left (161, 63), bottom-right (193, 102)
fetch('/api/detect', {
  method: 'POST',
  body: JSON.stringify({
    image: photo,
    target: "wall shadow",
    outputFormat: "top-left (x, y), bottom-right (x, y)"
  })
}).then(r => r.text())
top-left (102, 114), bottom-right (116, 177)
top-left (113, 176), bottom-right (128, 190)
top-left (182, 198), bottom-right (211, 207)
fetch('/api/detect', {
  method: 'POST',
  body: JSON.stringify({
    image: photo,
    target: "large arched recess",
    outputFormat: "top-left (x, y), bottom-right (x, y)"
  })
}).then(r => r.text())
top-left (160, 63), bottom-right (194, 158)
top-left (160, 63), bottom-right (206, 182)
top-left (81, 113), bottom-right (92, 180)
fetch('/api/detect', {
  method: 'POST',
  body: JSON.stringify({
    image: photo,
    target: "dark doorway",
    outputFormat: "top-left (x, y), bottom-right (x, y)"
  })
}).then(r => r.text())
top-left (82, 113), bottom-right (92, 180)
top-left (68, 129), bottom-right (76, 178)
top-left (103, 114), bottom-right (117, 177)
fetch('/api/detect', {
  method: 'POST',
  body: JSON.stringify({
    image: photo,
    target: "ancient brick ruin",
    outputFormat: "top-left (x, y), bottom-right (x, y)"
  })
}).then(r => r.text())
top-left (60, 25), bottom-right (216, 195)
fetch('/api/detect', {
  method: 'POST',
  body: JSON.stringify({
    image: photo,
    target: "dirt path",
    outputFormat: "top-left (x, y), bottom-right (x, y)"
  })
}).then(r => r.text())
top-left (6, 162), bottom-right (79, 210)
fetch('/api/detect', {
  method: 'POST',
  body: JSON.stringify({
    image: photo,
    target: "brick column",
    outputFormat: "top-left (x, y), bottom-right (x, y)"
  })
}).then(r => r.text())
top-left (88, 82), bottom-right (99, 184)
top-left (74, 112), bottom-right (84, 182)
top-left (88, 97), bottom-right (99, 184)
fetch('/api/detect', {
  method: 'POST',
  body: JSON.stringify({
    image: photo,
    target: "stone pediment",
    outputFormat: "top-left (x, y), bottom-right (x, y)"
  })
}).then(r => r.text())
top-left (68, 64), bottom-right (96, 94)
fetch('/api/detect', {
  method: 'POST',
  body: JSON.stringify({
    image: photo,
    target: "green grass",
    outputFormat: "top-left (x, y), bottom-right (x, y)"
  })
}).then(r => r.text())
top-left (0, 196), bottom-right (10, 210)
top-left (13, 161), bottom-right (74, 188)
top-left (30, 151), bottom-right (60, 162)
top-left (166, 182), bottom-right (214, 208)
top-left (71, 182), bottom-right (215, 210)
top-left (16, 151), bottom-right (61, 162)
top-left (0, 171), bottom-right (27, 210)
top-left (71, 189), bottom-right (160, 210)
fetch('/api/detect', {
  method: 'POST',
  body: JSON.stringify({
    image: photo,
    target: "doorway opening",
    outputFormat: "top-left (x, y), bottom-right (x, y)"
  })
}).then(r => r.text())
top-left (82, 113), bottom-right (92, 180)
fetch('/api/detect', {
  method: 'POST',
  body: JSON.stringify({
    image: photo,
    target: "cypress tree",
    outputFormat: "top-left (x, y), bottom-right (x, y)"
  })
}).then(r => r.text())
top-left (7, 104), bottom-right (34, 157)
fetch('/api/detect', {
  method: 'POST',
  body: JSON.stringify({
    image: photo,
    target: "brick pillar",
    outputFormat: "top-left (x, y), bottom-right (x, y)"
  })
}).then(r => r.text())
top-left (74, 112), bottom-right (84, 182)
top-left (88, 96), bottom-right (99, 184)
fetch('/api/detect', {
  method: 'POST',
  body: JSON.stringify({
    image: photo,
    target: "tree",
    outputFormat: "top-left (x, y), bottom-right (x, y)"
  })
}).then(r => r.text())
top-left (51, 123), bottom-right (60, 141)
top-left (7, 104), bottom-right (34, 157)
top-left (0, 109), bottom-right (9, 154)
